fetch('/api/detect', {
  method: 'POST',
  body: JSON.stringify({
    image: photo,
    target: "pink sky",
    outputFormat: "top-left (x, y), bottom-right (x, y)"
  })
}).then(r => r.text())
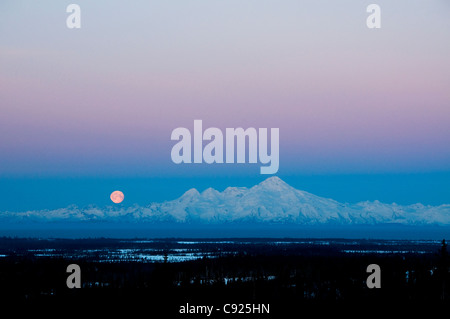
top-left (1, 1), bottom-right (449, 176)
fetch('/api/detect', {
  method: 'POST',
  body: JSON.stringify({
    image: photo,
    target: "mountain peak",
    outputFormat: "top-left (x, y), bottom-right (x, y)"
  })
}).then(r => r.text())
top-left (262, 176), bottom-right (283, 183)
top-left (258, 176), bottom-right (289, 187)
top-left (181, 188), bottom-right (200, 198)
top-left (201, 187), bottom-right (220, 197)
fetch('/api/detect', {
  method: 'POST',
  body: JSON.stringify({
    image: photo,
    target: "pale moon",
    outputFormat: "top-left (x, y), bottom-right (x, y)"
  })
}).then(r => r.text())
top-left (110, 190), bottom-right (124, 204)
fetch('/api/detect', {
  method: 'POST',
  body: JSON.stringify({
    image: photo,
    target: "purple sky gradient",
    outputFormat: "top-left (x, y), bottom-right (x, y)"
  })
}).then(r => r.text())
top-left (1, 1), bottom-right (449, 177)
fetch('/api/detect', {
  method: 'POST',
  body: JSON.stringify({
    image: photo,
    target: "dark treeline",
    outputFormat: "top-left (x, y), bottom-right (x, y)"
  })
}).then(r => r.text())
top-left (0, 238), bottom-right (448, 316)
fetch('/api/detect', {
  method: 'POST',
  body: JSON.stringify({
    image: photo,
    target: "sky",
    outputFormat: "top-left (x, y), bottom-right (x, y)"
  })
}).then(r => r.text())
top-left (1, 1), bottom-right (449, 211)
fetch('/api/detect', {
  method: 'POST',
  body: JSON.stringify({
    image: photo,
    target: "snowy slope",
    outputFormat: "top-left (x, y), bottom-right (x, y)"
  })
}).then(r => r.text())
top-left (1, 177), bottom-right (449, 225)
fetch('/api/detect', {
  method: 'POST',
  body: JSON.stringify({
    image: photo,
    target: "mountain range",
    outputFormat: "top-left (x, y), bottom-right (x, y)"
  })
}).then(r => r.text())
top-left (1, 177), bottom-right (449, 225)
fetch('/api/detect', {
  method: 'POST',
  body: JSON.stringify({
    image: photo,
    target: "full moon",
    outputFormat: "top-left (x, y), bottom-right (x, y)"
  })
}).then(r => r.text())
top-left (110, 190), bottom-right (124, 204)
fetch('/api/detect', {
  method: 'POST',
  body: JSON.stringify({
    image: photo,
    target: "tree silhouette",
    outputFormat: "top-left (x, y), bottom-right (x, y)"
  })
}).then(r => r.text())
top-left (437, 239), bottom-right (449, 300)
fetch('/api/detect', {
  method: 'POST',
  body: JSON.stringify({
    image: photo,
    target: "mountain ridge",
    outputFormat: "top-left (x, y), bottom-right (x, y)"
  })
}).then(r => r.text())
top-left (1, 176), bottom-right (449, 225)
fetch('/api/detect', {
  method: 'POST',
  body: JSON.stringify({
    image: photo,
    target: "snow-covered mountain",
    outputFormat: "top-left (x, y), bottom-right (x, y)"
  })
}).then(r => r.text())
top-left (1, 177), bottom-right (449, 225)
